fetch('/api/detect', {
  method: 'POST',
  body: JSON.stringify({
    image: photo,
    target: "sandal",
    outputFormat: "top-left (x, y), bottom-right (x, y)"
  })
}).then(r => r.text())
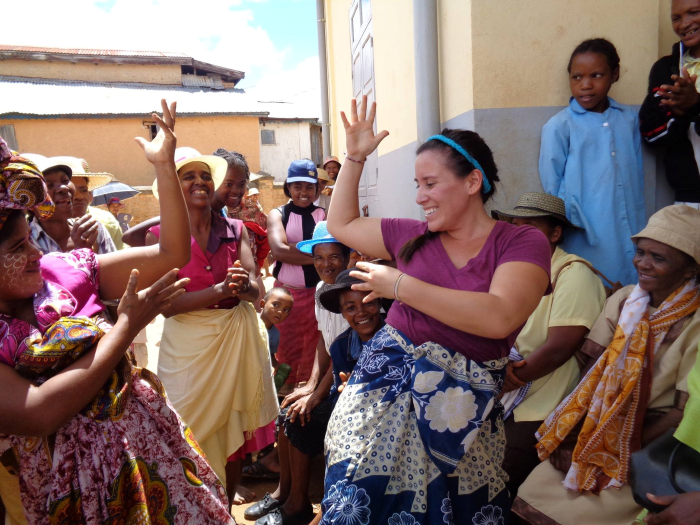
top-left (242, 460), bottom-right (280, 479)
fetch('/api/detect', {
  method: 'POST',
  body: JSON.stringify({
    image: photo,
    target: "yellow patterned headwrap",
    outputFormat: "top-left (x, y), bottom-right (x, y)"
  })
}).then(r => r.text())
top-left (0, 137), bottom-right (54, 230)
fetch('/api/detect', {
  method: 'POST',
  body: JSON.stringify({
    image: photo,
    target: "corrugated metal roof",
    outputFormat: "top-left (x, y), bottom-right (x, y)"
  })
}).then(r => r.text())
top-left (181, 74), bottom-right (224, 89)
top-left (0, 76), bottom-right (268, 117)
top-left (0, 45), bottom-right (190, 58)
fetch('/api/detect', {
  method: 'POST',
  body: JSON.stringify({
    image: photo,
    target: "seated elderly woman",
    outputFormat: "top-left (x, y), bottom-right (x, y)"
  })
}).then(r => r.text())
top-left (513, 205), bottom-right (700, 525)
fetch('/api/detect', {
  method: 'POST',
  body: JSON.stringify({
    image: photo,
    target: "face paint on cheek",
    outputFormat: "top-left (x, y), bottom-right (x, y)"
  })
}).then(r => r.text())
top-left (1, 252), bottom-right (30, 290)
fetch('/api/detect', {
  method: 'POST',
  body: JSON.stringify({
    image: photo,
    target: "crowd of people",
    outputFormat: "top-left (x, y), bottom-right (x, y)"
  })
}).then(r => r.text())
top-left (3, 2), bottom-right (700, 524)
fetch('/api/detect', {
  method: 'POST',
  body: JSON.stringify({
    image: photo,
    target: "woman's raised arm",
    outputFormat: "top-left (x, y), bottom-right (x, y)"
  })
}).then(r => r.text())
top-left (327, 96), bottom-right (391, 260)
top-left (96, 100), bottom-right (191, 300)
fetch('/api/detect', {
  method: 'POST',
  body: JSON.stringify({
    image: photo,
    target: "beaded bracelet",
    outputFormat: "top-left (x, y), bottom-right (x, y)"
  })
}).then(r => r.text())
top-left (345, 154), bottom-right (366, 164)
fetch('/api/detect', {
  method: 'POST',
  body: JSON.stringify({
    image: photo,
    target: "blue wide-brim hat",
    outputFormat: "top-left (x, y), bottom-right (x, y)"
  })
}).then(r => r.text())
top-left (297, 221), bottom-right (342, 254)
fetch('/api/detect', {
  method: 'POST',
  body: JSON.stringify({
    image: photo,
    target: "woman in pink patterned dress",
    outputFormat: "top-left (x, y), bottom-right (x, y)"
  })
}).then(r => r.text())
top-left (0, 101), bottom-right (235, 524)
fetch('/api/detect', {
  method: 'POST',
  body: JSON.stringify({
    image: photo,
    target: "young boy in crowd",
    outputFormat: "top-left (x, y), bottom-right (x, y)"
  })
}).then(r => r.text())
top-left (492, 192), bottom-right (607, 496)
top-left (259, 287), bottom-right (294, 372)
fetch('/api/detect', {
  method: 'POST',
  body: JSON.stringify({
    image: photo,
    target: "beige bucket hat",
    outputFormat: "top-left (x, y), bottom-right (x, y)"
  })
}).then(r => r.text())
top-left (54, 156), bottom-right (113, 191)
top-left (491, 192), bottom-right (577, 228)
top-left (632, 205), bottom-right (700, 264)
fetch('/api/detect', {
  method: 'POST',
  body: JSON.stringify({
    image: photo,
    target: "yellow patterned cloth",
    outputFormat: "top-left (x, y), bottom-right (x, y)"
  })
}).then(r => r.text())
top-left (535, 280), bottom-right (700, 492)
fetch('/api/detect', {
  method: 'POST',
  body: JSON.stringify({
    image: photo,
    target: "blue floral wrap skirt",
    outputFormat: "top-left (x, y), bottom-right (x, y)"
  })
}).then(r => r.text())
top-left (320, 325), bottom-right (511, 525)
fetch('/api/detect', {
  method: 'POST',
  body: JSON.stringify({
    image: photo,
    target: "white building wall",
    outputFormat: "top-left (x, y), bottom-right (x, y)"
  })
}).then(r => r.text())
top-left (259, 121), bottom-right (314, 183)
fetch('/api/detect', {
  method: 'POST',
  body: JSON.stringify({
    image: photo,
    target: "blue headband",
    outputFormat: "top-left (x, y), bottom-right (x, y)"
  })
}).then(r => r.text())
top-left (426, 134), bottom-right (492, 193)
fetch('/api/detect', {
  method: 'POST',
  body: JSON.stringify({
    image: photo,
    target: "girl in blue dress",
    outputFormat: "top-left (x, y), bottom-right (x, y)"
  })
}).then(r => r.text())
top-left (539, 38), bottom-right (645, 286)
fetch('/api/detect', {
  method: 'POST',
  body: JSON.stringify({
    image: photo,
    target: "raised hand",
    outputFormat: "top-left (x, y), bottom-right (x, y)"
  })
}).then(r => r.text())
top-left (340, 95), bottom-right (389, 161)
top-left (135, 99), bottom-right (177, 165)
top-left (117, 269), bottom-right (188, 336)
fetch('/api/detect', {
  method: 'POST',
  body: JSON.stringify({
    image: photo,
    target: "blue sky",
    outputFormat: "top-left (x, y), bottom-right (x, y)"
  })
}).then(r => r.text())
top-left (244, 0), bottom-right (318, 85)
top-left (2, 0), bottom-right (321, 97)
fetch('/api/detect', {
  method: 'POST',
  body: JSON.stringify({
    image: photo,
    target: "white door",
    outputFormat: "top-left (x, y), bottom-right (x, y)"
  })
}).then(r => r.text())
top-left (349, 0), bottom-right (377, 208)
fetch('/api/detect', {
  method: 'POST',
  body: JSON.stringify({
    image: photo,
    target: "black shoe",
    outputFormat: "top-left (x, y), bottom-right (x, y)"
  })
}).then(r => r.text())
top-left (254, 507), bottom-right (315, 525)
top-left (244, 493), bottom-right (282, 520)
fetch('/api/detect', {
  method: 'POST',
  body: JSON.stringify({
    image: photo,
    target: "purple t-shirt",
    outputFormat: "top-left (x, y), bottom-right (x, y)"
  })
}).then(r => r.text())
top-left (381, 218), bottom-right (552, 362)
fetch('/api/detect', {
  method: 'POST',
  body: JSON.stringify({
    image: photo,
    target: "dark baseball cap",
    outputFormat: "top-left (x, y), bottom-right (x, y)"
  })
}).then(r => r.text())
top-left (287, 159), bottom-right (319, 184)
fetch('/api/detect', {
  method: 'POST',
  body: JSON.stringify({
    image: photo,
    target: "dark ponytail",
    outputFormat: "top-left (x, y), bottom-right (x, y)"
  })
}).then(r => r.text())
top-left (398, 230), bottom-right (439, 263)
top-left (398, 129), bottom-right (499, 263)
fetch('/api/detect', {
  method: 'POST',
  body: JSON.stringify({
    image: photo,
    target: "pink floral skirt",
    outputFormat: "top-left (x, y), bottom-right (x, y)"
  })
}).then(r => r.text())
top-left (1, 366), bottom-right (234, 525)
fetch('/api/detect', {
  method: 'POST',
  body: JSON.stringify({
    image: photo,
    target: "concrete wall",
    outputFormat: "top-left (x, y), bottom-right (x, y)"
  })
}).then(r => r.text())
top-left (0, 59), bottom-right (183, 85)
top-left (324, 0), bottom-right (680, 220)
top-left (259, 120), bottom-right (315, 182)
top-left (0, 115), bottom-right (261, 187)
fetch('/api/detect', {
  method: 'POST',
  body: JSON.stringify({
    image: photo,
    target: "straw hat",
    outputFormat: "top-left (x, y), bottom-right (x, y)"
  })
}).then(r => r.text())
top-left (54, 156), bottom-right (113, 191)
top-left (491, 192), bottom-right (577, 229)
top-left (317, 168), bottom-right (335, 186)
top-left (632, 205), bottom-right (700, 264)
top-left (153, 147), bottom-right (228, 199)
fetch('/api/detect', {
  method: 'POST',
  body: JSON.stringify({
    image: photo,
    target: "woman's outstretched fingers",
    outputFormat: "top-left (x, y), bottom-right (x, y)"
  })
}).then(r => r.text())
top-left (157, 277), bottom-right (189, 302)
top-left (350, 98), bottom-right (358, 123)
top-left (340, 111), bottom-right (351, 129)
top-left (124, 269), bottom-right (139, 297)
top-left (358, 95), bottom-right (367, 121)
top-left (145, 269), bottom-right (178, 298)
top-left (363, 291), bottom-right (381, 303)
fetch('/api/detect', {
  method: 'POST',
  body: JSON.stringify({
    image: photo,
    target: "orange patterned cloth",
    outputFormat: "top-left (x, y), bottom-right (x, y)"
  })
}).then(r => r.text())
top-left (535, 280), bottom-right (700, 492)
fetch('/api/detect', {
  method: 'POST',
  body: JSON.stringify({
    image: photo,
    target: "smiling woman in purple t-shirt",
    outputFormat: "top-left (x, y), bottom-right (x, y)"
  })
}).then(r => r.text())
top-left (315, 97), bottom-right (552, 525)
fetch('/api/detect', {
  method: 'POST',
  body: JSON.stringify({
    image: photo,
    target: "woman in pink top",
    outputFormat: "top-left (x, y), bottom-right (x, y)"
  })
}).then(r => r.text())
top-left (146, 148), bottom-right (278, 509)
top-left (0, 101), bottom-right (235, 524)
top-left (317, 97), bottom-right (552, 525)
top-left (268, 160), bottom-right (326, 389)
